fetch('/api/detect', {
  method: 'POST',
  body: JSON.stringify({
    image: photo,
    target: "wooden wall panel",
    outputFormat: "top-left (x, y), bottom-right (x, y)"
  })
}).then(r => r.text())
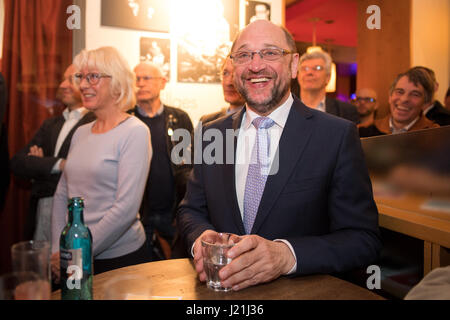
top-left (356, 0), bottom-right (411, 118)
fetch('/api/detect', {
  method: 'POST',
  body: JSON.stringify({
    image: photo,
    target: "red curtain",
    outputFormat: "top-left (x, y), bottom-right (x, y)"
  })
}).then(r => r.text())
top-left (0, 0), bottom-right (73, 274)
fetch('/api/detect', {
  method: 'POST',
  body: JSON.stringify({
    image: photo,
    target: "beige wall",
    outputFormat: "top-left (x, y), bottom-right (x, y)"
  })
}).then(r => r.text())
top-left (83, 0), bottom-right (283, 125)
top-left (411, 0), bottom-right (450, 103)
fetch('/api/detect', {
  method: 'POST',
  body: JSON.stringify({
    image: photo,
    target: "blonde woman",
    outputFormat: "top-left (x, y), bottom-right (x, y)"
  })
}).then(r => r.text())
top-left (51, 47), bottom-right (152, 276)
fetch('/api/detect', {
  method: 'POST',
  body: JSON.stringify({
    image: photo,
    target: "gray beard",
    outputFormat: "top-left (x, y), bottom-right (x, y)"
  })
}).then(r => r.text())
top-left (239, 80), bottom-right (290, 115)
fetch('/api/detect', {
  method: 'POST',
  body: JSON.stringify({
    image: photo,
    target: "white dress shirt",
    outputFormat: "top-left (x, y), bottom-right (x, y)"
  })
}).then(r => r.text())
top-left (51, 107), bottom-right (87, 173)
top-left (301, 97), bottom-right (326, 112)
top-left (235, 93), bottom-right (297, 274)
top-left (389, 116), bottom-right (419, 134)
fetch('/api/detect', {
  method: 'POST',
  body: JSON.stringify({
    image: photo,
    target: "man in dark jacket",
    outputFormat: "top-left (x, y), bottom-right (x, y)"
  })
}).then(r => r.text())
top-left (10, 65), bottom-right (95, 240)
top-left (298, 50), bottom-right (359, 124)
top-left (411, 66), bottom-right (450, 126)
top-left (128, 62), bottom-right (193, 259)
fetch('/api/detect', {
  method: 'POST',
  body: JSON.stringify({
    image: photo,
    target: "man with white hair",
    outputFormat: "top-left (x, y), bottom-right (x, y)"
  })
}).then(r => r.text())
top-left (297, 50), bottom-right (359, 123)
top-left (128, 61), bottom-right (193, 260)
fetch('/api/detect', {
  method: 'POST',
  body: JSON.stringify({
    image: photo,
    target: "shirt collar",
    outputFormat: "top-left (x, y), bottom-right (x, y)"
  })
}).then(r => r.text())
top-left (243, 93), bottom-right (293, 130)
top-left (301, 96), bottom-right (326, 112)
top-left (136, 104), bottom-right (164, 118)
top-left (63, 107), bottom-right (87, 121)
top-left (389, 116), bottom-right (420, 134)
top-left (316, 97), bottom-right (326, 112)
top-left (227, 105), bottom-right (244, 115)
top-left (422, 102), bottom-right (434, 116)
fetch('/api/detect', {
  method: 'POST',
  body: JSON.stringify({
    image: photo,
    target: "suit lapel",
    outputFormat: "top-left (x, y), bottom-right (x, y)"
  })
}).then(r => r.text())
top-left (251, 98), bottom-right (314, 234)
top-left (222, 108), bottom-right (246, 235)
top-left (57, 112), bottom-right (95, 158)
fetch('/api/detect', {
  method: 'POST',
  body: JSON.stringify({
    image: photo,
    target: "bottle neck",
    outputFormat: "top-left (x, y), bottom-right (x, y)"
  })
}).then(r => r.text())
top-left (69, 206), bottom-right (85, 225)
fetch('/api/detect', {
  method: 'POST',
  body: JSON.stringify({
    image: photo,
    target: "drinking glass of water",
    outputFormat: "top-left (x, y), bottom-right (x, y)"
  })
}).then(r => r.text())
top-left (201, 233), bottom-right (240, 292)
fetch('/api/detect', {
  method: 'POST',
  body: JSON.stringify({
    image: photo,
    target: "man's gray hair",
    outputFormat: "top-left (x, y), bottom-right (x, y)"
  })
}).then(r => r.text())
top-left (299, 50), bottom-right (332, 76)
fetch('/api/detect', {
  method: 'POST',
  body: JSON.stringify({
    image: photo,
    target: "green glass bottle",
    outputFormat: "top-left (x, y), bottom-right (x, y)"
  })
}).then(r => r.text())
top-left (60, 197), bottom-right (93, 300)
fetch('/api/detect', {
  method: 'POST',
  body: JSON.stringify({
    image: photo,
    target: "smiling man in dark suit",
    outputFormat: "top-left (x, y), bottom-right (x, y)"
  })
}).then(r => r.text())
top-left (11, 64), bottom-right (95, 242)
top-left (177, 20), bottom-right (381, 291)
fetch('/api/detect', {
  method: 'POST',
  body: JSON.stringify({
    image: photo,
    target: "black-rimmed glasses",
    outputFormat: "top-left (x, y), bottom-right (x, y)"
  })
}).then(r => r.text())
top-left (355, 97), bottom-right (376, 103)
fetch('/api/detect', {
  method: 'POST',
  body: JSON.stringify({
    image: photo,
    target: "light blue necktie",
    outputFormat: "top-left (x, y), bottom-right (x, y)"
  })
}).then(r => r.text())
top-left (243, 117), bottom-right (275, 234)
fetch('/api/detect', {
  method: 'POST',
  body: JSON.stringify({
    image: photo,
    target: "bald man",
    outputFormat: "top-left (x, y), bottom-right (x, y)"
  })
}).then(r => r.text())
top-left (128, 62), bottom-right (193, 260)
top-left (354, 88), bottom-right (378, 127)
top-left (178, 20), bottom-right (380, 291)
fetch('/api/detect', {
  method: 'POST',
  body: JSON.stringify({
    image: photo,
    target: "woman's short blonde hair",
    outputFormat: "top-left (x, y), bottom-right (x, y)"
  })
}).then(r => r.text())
top-left (73, 46), bottom-right (136, 110)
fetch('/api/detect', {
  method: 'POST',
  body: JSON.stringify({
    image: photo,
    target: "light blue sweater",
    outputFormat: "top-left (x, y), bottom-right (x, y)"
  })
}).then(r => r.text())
top-left (51, 116), bottom-right (152, 259)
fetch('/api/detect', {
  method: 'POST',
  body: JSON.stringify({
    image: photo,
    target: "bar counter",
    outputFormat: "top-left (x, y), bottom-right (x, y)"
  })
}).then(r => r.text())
top-left (51, 258), bottom-right (384, 300)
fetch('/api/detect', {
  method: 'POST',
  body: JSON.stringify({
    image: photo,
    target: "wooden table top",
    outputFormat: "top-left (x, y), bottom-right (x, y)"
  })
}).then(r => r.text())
top-left (374, 192), bottom-right (450, 248)
top-left (52, 258), bottom-right (384, 300)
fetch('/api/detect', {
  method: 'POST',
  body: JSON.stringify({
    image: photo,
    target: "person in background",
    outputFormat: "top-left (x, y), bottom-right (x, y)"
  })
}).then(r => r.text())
top-left (445, 87), bottom-right (450, 111)
top-left (354, 88), bottom-right (378, 128)
top-left (10, 65), bottom-right (95, 241)
top-left (51, 47), bottom-right (152, 278)
top-left (297, 50), bottom-right (359, 124)
top-left (128, 61), bottom-right (193, 260)
top-left (411, 66), bottom-right (450, 126)
top-left (177, 20), bottom-right (381, 291)
top-left (359, 68), bottom-right (440, 138)
top-left (199, 57), bottom-right (245, 125)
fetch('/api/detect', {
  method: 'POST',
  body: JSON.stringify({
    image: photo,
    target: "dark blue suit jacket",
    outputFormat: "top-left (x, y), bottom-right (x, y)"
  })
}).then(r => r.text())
top-left (177, 96), bottom-right (381, 276)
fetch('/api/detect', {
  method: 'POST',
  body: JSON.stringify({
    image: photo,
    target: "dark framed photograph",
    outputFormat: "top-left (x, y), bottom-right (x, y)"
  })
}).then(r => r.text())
top-left (101, 0), bottom-right (170, 32)
top-left (177, 0), bottom-right (239, 84)
top-left (246, 0), bottom-right (271, 25)
top-left (140, 37), bottom-right (171, 80)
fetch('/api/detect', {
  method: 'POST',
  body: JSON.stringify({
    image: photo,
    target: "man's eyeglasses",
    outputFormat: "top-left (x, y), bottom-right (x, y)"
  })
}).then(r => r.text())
top-left (73, 73), bottom-right (111, 85)
top-left (136, 76), bottom-right (163, 82)
top-left (300, 65), bottom-right (324, 72)
top-left (354, 97), bottom-right (376, 103)
top-left (230, 48), bottom-right (293, 65)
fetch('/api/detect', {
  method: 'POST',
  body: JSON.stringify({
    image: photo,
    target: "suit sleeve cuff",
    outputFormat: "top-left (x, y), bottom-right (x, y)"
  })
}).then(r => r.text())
top-left (274, 239), bottom-right (297, 275)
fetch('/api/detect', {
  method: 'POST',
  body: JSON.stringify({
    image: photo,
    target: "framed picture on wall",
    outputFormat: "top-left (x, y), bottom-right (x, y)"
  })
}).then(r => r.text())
top-left (245, 0), bottom-right (271, 25)
top-left (140, 37), bottom-right (171, 80)
top-left (176, 0), bottom-right (239, 84)
top-left (101, 0), bottom-right (170, 33)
